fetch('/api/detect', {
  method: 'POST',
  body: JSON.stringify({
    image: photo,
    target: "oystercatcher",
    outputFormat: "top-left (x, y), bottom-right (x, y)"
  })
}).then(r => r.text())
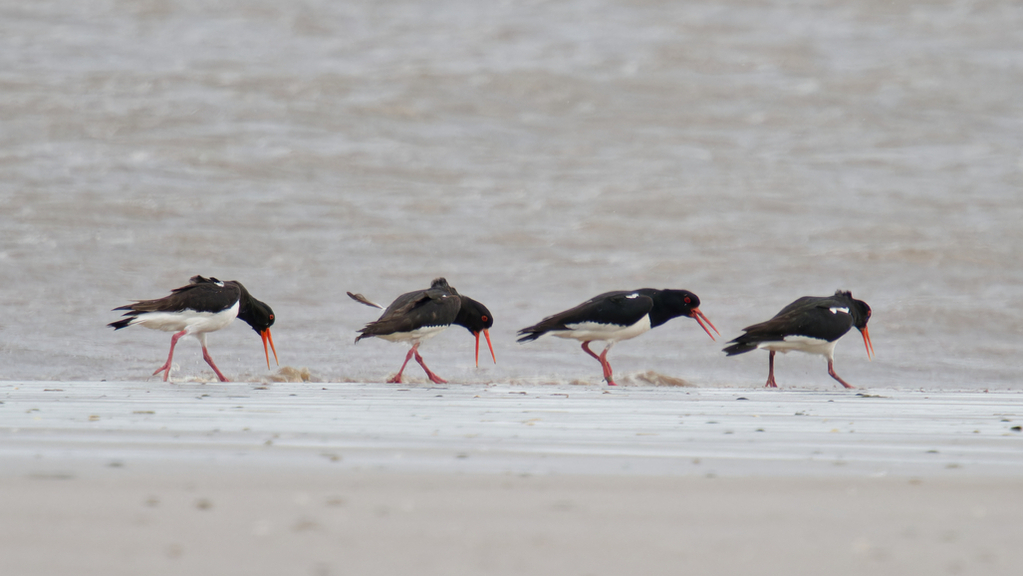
top-left (350, 278), bottom-right (495, 384)
top-left (516, 288), bottom-right (718, 386)
top-left (108, 275), bottom-right (278, 382)
top-left (723, 290), bottom-right (873, 389)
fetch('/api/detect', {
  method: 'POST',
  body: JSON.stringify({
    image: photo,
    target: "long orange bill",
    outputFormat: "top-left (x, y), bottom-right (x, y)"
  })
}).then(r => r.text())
top-left (860, 326), bottom-right (874, 360)
top-left (484, 329), bottom-right (496, 364)
top-left (691, 308), bottom-right (720, 341)
top-left (474, 329), bottom-right (497, 367)
top-left (261, 328), bottom-right (279, 368)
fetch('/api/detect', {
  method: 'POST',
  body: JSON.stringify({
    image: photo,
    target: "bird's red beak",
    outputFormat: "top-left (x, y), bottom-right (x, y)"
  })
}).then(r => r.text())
top-left (261, 328), bottom-right (279, 369)
top-left (475, 329), bottom-right (496, 367)
top-left (860, 326), bottom-right (874, 360)
top-left (691, 307), bottom-right (720, 341)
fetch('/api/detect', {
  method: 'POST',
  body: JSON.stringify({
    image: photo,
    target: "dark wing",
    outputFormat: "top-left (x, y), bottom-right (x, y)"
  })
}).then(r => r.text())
top-left (109, 276), bottom-right (241, 329)
top-left (517, 291), bottom-right (654, 342)
top-left (355, 288), bottom-right (460, 341)
top-left (723, 296), bottom-right (854, 355)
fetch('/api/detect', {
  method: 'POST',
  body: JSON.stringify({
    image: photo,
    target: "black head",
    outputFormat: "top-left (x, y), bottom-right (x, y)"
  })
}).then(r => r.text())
top-left (648, 289), bottom-right (719, 339)
top-left (454, 296), bottom-right (493, 334)
top-left (658, 289), bottom-right (700, 314)
top-left (236, 285), bottom-right (278, 369)
top-left (454, 296), bottom-right (496, 367)
top-left (835, 290), bottom-right (873, 359)
top-left (853, 301), bottom-right (872, 331)
top-left (832, 290), bottom-right (871, 329)
top-left (239, 297), bottom-right (276, 333)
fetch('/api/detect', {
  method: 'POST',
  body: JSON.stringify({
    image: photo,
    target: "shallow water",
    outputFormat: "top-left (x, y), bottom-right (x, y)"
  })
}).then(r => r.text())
top-left (1, 0), bottom-right (1021, 388)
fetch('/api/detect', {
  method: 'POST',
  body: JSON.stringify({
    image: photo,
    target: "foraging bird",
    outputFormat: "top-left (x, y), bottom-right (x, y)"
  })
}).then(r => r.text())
top-left (723, 290), bottom-right (873, 389)
top-left (517, 288), bottom-right (718, 386)
top-left (108, 275), bottom-right (278, 382)
top-left (351, 278), bottom-right (495, 384)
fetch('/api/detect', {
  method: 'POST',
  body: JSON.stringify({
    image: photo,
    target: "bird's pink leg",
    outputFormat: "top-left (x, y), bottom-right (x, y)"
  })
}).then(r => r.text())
top-left (152, 330), bottom-right (187, 382)
top-left (582, 341), bottom-right (616, 386)
top-left (827, 359), bottom-right (855, 389)
top-left (581, 341), bottom-right (601, 361)
top-left (599, 346), bottom-right (616, 386)
top-left (765, 351), bottom-right (778, 388)
top-left (198, 335), bottom-right (229, 382)
top-left (413, 345), bottom-right (447, 384)
top-left (388, 345), bottom-right (417, 383)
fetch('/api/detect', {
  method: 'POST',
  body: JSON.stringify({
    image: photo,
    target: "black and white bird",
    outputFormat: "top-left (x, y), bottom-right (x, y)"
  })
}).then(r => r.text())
top-left (350, 278), bottom-right (495, 384)
top-left (723, 290), bottom-right (873, 389)
top-left (517, 288), bottom-right (718, 386)
top-left (108, 275), bottom-right (278, 382)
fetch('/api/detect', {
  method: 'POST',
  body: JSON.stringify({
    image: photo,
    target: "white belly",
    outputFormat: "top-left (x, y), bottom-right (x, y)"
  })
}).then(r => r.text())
top-left (377, 324), bottom-right (449, 344)
top-left (554, 315), bottom-right (652, 343)
top-left (130, 301), bottom-right (240, 335)
top-left (758, 336), bottom-right (837, 359)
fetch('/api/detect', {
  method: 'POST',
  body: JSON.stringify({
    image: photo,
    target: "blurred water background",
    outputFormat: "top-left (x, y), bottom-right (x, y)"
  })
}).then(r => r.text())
top-left (1, 0), bottom-right (1021, 388)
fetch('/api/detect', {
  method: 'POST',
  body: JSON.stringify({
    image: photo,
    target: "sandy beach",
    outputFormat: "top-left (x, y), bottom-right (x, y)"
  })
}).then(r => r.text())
top-left (3, 379), bottom-right (1022, 575)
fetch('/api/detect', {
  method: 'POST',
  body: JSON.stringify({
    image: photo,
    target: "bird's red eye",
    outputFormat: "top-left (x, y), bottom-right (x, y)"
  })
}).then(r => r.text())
top-left (269, 314), bottom-right (274, 321)
top-left (481, 315), bottom-right (488, 322)
top-left (684, 297), bottom-right (691, 304)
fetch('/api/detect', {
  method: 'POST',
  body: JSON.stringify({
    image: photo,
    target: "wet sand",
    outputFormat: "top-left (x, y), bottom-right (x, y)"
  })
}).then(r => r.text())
top-left (3, 379), bottom-right (1022, 575)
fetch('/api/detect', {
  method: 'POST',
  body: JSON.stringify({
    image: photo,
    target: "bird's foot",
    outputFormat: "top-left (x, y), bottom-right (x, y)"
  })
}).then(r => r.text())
top-left (426, 373), bottom-right (448, 384)
top-left (827, 361), bottom-right (856, 389)
top-left (387, 374), bottom-right (404, 384)
top-left (152, 365), bottom-right (172, 382)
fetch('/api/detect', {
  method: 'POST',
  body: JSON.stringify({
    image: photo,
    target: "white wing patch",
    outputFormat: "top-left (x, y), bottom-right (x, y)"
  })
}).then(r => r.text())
top-left (626, 293), bottom-right (639, 299)
top-left (829, 307), bottom-right (849, 315)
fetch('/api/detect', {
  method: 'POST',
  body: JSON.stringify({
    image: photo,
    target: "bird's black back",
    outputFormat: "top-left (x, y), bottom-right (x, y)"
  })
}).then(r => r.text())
top-left (355, 278), bottom-right (461, 342)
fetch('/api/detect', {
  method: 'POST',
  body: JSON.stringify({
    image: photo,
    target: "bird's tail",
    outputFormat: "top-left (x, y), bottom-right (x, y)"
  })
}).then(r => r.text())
top-left (107, 316), bottom-right (136, 331)
top-left (722, 337), bottom-right (759, 356)
top-left (516, 325), bottom-right (548, 343)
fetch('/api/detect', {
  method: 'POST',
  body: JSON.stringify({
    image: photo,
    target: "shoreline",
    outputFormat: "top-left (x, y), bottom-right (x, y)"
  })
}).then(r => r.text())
top-left (3, 381), bottom-right (1022, 478)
